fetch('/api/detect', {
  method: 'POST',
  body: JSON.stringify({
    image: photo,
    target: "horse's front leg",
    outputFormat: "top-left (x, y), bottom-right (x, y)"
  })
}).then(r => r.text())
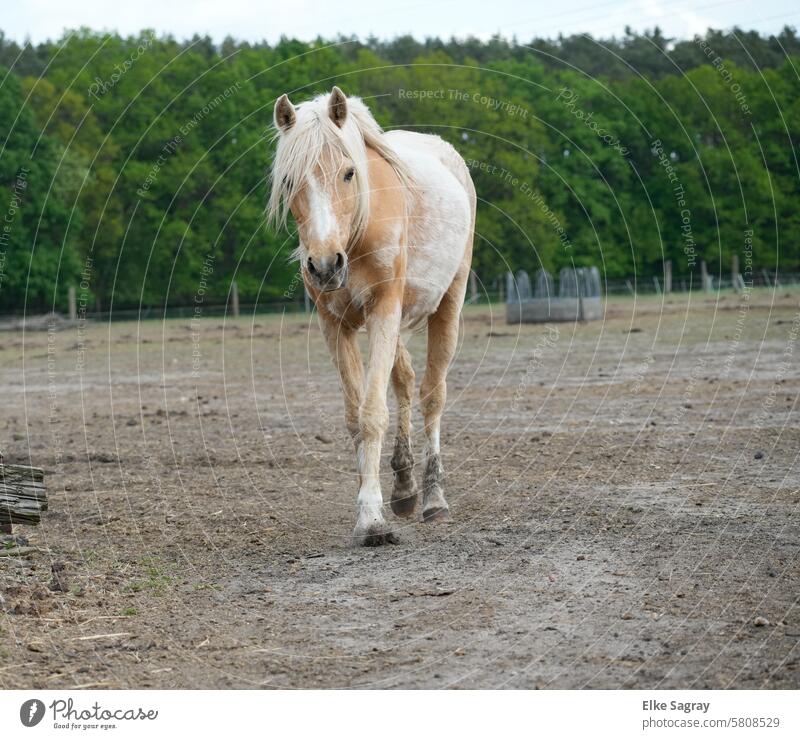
top-left (353, 296), bottom-right (402, 546)
top-left (320, 312), bottom-right (364, 446)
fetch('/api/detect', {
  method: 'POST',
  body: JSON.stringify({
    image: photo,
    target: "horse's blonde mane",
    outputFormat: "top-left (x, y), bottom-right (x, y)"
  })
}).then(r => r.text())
top-left (268, 91), bottom-right (413, 254)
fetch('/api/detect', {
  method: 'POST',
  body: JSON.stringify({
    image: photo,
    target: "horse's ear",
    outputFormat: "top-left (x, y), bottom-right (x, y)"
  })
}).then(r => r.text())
top-left (274, 94), bottom-right (296, 133)
top-left (328, 86), bottom-right (347, 128)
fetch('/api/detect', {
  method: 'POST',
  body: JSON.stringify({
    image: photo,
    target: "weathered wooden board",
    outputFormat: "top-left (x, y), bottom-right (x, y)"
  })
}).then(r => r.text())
top-left (0, 464), bottom-right (47, 527)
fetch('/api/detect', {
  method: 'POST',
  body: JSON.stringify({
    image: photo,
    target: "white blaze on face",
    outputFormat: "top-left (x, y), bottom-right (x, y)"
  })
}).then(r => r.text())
top-left (306, 173), bottom-right (338, 243)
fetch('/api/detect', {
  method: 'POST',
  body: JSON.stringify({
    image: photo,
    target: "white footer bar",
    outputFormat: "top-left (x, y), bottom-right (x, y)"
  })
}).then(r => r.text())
top-left (1, 689), bottom-right (796, 738)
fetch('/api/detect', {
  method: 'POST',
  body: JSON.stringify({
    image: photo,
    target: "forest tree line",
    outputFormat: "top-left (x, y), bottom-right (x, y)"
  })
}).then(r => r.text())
top-left (0, 26), bottom-right (798, 312)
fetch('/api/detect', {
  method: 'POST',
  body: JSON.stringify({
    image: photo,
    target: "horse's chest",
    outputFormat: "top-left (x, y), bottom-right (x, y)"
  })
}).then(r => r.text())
top-left (319, 286), bottom-right (367, 329)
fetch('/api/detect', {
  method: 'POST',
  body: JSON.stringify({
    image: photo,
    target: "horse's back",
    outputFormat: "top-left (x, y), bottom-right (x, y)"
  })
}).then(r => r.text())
top-left (385, 130), bottom-right (474, 205)
top-left (385, 130), bottom-right (474, 326)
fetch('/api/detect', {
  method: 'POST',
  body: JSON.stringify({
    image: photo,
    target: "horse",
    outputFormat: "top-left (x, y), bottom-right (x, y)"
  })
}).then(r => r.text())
top-left (269, 87), bottom-right (475, 546)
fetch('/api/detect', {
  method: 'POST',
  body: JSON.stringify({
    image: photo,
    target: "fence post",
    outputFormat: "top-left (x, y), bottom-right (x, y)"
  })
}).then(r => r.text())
top-left (469, 270), bottom-right (478, 303)
top-left (701, 260), bottom-right (710, 293)
top-left (304, 287), bottom-right (311, 313)
top-left (68, 286), bottom-right (77, 321)
top-left (231, 281), bottom-right (240, 318)
top-left (731, 254), bottom-right (740, 293)
top-left (664, 260), bottom-right (672, 294)
top-left (653, 275), bottom-right (661, 294)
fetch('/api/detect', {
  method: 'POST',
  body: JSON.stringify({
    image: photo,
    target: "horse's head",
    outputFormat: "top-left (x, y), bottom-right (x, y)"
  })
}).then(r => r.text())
top-left (271, 87), bottom-right (361, 292)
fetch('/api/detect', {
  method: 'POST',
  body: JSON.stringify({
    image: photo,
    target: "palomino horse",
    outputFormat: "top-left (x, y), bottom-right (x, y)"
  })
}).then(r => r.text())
top-left (269, 87), bottom-right (475, 546)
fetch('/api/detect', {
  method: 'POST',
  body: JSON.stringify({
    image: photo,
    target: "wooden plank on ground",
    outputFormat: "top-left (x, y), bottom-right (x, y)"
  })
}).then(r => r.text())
top-left (0, 464), bottom-right (47, 527)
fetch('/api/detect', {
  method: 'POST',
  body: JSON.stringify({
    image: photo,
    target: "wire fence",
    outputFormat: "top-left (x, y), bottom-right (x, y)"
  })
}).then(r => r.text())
top-left (470, 270), bottom-right (800, 305)
top-left (1, 271), bottom-right (798, 328)
top-left (603, 271), bottom-right (800, 296)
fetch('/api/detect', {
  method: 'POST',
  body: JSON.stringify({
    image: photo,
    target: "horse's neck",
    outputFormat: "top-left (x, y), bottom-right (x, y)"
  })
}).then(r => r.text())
top-left (355, 147), bottom-right (406, 255)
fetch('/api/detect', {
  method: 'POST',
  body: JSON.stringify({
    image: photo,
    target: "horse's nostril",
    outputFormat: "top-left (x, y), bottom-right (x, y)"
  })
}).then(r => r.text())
top-left (307, 257), bottom-right (317, 274)
top-left (335, 252), bottom-right (345, 270)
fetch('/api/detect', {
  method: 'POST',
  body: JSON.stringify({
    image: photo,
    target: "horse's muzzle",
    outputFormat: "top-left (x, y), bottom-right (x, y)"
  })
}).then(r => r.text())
top-left (306, 252), bottom-right (348, 292)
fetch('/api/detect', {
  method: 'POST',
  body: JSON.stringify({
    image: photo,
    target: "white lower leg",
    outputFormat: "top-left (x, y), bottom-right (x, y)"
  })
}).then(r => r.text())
top-left (355, 438), bottom-right (386, 533)
top-left (422, 415), bottom-right (448, 518)
top-left (352, 300), bottom-right (400, 543)
top-left (424, 419), bottom-right (441, 463)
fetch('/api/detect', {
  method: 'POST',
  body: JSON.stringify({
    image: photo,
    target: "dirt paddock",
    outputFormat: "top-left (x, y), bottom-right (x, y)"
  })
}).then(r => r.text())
top-left (1, 290), bottom-right (798, 689)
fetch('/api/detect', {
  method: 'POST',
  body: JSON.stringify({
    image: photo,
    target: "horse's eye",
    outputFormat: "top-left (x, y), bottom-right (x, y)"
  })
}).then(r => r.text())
top-left (343, 168), bottom-right (355, 183)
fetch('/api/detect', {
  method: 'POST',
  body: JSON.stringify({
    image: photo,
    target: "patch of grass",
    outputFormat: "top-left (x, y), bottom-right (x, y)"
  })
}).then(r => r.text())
top-left (121, 606), bottom-right (138, 616)
top-left (192, 582), bottom-right (219, 592)
top-left (80, 548), bottom-right (99, 562)
top-left (123, 559), bottom-right (173, 595)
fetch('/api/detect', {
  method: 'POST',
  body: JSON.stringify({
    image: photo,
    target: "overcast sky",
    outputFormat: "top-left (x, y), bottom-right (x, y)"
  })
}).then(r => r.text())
top-left (3, 0), bottom-right (797, 44)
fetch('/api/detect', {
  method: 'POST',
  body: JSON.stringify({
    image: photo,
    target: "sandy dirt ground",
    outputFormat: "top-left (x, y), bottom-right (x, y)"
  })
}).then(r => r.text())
top-left (0, 289), bottom-right (798, 689)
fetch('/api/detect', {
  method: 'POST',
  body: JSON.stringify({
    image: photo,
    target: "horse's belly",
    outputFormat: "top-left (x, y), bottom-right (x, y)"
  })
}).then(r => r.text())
top-left (402, 233), bottom-right (467, 326)
top-left (402, 277), bottom-right (448, 326)
top-left (402, 206), bottom-right (470, 326)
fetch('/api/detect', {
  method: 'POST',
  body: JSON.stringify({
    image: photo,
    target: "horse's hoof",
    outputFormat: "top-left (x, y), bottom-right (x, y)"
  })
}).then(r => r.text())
top-left (391, 491), bottom-right (418, 519)
top-left (353, 524), bottom-right (400, 547)
top-left (364, 531), bottom-right (400, 546)
top-left (422, 506), bottom-right (451, 523)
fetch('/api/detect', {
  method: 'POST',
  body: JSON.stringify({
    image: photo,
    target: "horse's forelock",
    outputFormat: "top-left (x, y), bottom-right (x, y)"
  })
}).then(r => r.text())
top-left (268, 91), bottom-right (412, 247)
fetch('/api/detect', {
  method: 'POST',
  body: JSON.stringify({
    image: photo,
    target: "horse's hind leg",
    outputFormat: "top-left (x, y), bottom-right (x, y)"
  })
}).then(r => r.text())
top-left (390, 338), bottom-right (417, 518)
top-left (419, 275), bottom-right (466, 522)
